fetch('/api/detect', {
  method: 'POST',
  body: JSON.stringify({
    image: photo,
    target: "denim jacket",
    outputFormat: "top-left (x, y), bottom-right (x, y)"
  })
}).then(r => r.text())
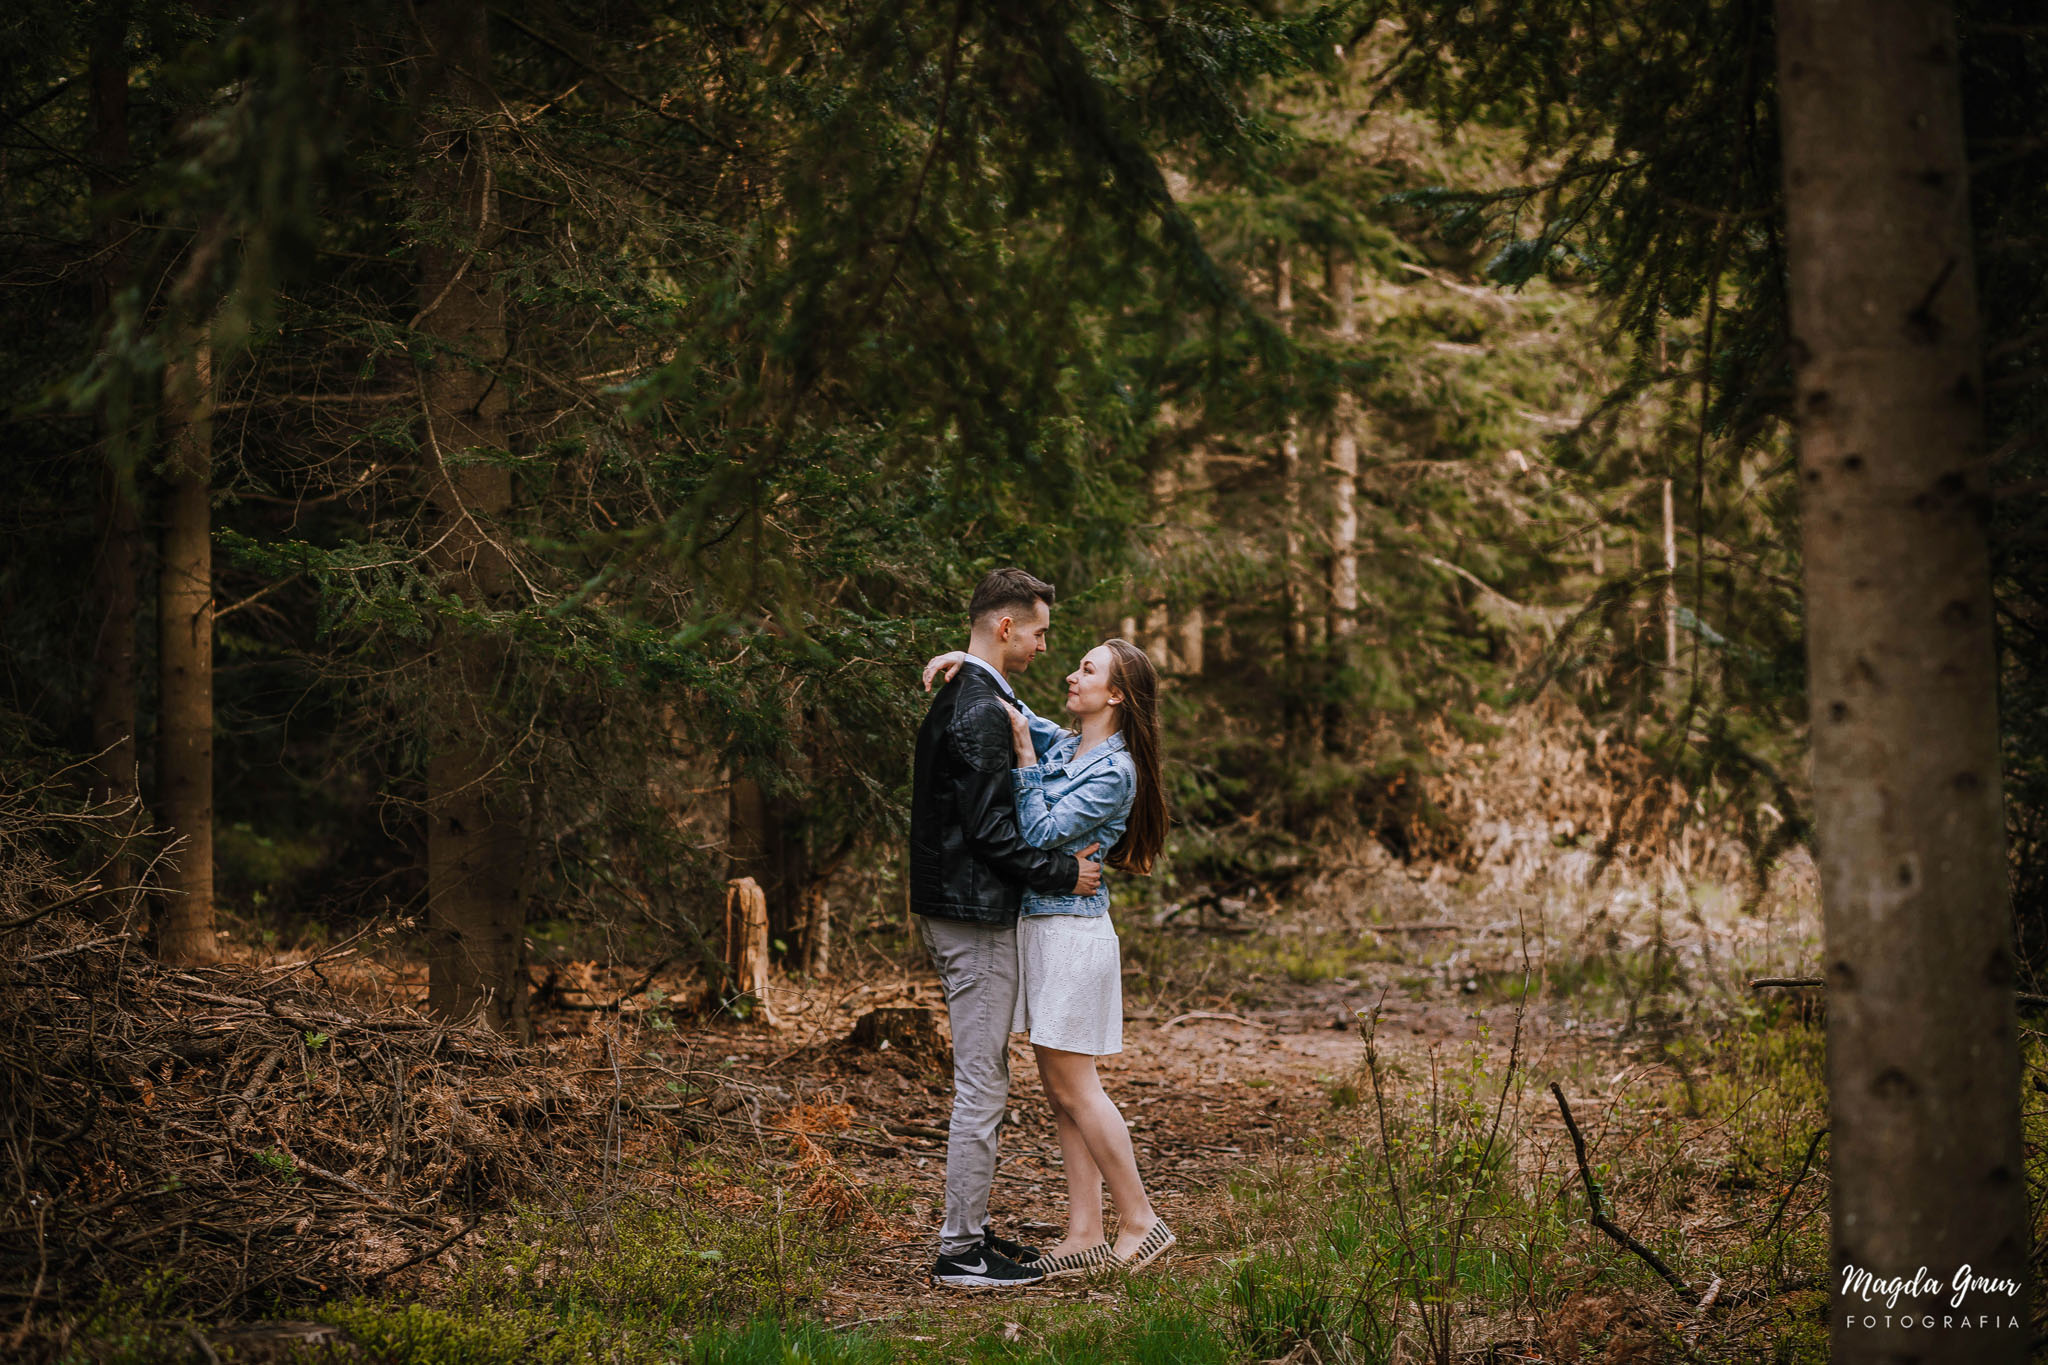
top-left (1010, 728), bottom-right (1134, 918)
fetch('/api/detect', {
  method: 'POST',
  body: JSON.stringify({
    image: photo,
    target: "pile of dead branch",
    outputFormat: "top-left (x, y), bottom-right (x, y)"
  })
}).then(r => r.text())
top-left (0, 913), bottom-right (614, 1328)
top-left (1419, 695), bottom-right (1754, 883)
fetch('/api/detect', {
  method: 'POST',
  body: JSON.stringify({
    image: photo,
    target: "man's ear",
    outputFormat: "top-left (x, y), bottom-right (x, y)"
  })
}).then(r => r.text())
top-left (994, 614), bottom-right (1013, 641)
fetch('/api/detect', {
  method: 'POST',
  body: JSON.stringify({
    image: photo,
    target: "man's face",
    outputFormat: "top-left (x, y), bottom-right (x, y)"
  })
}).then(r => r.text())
top-left (999, 598), bottom-right (1052, 674)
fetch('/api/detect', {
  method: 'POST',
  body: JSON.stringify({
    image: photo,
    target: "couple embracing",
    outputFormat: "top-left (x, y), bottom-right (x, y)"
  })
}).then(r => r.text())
top-left (909, 567), bottom-right (1174, 1290)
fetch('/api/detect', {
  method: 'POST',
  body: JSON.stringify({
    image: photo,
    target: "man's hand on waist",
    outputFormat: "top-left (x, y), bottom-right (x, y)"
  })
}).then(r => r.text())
top-left (1072, 842), bottom-right (1102, 896)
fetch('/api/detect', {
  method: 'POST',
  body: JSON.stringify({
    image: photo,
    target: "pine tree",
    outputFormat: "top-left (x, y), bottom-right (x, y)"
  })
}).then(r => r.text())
top-left (1776, 0), bottom-right (2027, 1354)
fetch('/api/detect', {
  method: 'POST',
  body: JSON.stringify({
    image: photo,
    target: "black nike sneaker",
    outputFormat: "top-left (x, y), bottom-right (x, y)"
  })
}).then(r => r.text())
top-left (982, 1224), bottom-right (1042, 1264)
top-left (928, 1245), bottom-right (1045, 1289)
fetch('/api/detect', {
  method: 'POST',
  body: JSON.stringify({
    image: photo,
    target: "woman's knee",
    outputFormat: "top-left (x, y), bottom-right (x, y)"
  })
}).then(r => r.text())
top-left (1036, 1050), bottom-right (1096, 1109)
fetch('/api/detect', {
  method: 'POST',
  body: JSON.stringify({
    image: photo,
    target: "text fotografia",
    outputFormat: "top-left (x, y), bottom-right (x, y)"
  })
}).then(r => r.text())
top-left (1839, 1264), bottom-right (2022, 1330)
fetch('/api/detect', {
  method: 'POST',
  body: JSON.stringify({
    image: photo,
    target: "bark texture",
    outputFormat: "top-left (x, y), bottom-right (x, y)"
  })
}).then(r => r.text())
top-left (416, 0), bottom-right (527, 1035)
top-left (723, 877), bottom-right (775, 1024)
top-left (156, 332), bottom-right (215, 964)
top-left (1775, 1), bottom-right (2027, 1358)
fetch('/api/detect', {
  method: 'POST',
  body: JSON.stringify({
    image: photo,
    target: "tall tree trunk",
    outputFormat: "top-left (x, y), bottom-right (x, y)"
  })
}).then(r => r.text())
top-left (1661, 475), bottom-right (1678, 673)
top-left (1276, 246), bottom-right (1307, 659)
top-left (1776, 2), bottom-right (2027, 1359)
top-left (416, 0), bottom-right (527, 1036)
top-left (156, 330), bottom-right (215, 964)
top-left (1144, 462), bottom-right (1175, 671)
top-left (1325, 248), bottom-right (1360, 751)
top-left (1175, 440), bottom-right (1207, 675)
top-left (1325, 249), bottom-right (1360, 644)
top-left (86, 5), bottom-right (141, 906)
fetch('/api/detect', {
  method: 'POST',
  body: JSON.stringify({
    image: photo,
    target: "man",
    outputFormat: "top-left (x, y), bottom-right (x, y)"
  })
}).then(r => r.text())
top-left (911, 567), bottom-right (1102, 1289)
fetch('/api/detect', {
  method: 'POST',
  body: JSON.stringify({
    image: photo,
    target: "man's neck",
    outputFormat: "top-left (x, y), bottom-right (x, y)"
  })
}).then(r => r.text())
top-left (965, 638), bottom-right (1009, 684)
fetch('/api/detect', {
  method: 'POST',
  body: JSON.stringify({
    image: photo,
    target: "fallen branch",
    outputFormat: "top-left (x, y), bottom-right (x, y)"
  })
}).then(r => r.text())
top-left (0, 882), bottom-right (106, 933)
top-left (1759, 1127), bottom-right (1828, 1241)
top-left (1162, 1011), bottom-right (1269, 1030)
top-left (1549, 1082), bottom-right (1695, 1299)
top-left (26, 931), bottom-right (135, 963)
top-left (883, 1122), bottom-right (950, 1141)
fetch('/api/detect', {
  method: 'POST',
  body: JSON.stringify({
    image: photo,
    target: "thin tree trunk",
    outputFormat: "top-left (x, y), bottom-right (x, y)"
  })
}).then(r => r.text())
top-left (1277, 246), bottom-right (1307, 659)
top-left (1144, 463), bottom-right (1175, 671)
top-left (156, 330), bottom-right (215, 964)
top-left (1326, 248), bottom-right (1360, 644)
top-left (86, 6), bottom-right (141, 905)
top-left (1661, 476), bottom-right (1678, 672)
top-left (416, 0), bottom-right (527, 1036)
top-left (1776, 2), bottom-right (2027, 1360)
top-left (1325, 249), bottom-right (1360, 751)
top-left (1176, 442), bottom-right (1206, 675)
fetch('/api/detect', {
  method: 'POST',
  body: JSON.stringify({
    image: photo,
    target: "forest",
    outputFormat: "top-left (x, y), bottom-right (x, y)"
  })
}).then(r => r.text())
top-left (1, 0), bottom-right (2044, 1361)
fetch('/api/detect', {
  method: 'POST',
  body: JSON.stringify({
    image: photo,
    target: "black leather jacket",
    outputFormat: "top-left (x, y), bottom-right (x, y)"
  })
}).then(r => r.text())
top-left (910, 665), bottom-right (1080, 924)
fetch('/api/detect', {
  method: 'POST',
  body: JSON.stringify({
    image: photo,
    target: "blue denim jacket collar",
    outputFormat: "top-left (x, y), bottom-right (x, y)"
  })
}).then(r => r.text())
top-left (1042, 728), bottom-right (1126, 782)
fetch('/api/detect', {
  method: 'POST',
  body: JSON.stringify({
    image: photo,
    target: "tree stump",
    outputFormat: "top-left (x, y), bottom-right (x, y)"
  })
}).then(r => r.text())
top-left (722, 876), bottom-right (776, 1025)
top-left (847, 1006), bottom-right (949, 1071)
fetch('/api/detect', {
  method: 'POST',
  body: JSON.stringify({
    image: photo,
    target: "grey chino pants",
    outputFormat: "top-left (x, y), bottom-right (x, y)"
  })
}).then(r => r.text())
top-left (917, 914), bottom-right (1019, 1256)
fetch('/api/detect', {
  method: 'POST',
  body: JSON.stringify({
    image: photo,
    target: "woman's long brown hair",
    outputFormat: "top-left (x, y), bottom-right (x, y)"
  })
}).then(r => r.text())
top-left (1101, 638), bottom-right (1168, 875)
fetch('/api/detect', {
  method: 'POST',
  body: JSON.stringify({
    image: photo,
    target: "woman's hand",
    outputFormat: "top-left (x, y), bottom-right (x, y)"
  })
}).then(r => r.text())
top-left (1004, 702), bottom-right (1036, 767)
top-left (922, 651), bottom-right (970, 691)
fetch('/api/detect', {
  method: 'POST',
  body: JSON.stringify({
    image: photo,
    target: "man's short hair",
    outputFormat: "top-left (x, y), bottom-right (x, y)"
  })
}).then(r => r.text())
top-left (968, 567), bottom-right (1055, 625)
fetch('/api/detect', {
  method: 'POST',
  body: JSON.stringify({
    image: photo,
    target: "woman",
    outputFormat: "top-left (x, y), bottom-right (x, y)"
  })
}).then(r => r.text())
top-left (923, 638), bottom-right (1174, 1277)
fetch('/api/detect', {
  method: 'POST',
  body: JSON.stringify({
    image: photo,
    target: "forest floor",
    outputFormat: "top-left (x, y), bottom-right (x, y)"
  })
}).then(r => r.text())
top-left (499, 847), bottom-right (1837, 1362)
top-left (712, 951), bottom-right (1537, 1332)
top-left (15, 847), bottom-right (1845, 1364)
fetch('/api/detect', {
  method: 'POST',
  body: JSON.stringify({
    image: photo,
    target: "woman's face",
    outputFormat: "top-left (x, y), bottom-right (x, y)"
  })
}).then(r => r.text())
top-left (1065, 645), bottom-right (1121, 718)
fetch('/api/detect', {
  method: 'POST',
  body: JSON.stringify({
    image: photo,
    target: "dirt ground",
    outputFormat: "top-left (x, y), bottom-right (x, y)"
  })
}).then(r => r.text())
top-left (608, 850), bottom-right (1821, 1339)
top-left (650, 934), bottom-right (1584, 1332)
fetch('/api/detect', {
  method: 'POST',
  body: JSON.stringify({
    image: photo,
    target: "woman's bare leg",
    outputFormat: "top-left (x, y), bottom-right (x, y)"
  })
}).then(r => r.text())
top-left (1035, 1044), bottom-right (1157, 1258)
top-left (1040, 1095), bottom-right (1106, 1256)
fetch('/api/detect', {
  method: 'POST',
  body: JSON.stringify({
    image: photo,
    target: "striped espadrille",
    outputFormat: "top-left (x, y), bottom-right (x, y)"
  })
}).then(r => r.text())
top-left (1035, 1241), bottom-right (1116, 1280)
top-left (1118, 1219), bottom-right (1177, 1271)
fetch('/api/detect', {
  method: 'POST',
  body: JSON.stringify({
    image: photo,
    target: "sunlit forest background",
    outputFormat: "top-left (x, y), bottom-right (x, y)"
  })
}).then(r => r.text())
top-left (3, 1), bottom-right (2045, 1361)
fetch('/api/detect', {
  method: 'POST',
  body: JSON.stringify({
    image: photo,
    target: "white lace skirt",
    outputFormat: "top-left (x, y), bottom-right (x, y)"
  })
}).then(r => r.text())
top-left (1013, 912), bottom-right (1123, 1055)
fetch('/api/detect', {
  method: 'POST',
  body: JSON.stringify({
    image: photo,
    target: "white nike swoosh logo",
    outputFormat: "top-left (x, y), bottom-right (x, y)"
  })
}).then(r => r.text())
top-left (957, 1257), bottom-right (988, 1273)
